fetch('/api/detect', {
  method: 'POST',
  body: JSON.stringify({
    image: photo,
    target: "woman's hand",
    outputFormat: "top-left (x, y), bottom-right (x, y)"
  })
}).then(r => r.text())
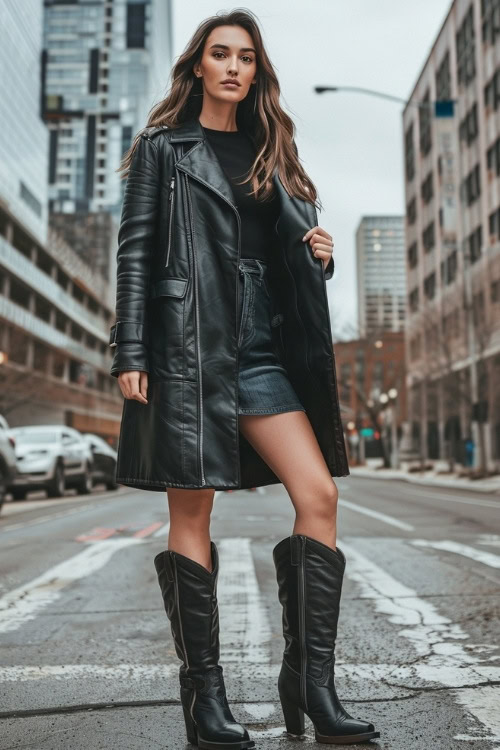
top-left (302, 226), bottom-right (334, 272)
top-left (118, 370), bottom-right (148, 404)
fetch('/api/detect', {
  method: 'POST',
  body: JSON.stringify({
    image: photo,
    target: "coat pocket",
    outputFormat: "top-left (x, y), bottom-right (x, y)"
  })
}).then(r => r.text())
top-left (165, 176), bottom-right (175, 267)
top-left (149, 277), bottom-right (187, 299)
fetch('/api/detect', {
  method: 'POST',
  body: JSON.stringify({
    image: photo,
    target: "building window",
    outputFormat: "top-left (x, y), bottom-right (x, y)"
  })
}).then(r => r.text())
top-left (421, 170), bottom-right (434, 204)
top-left (408, 241), bottom-right (418, 268)
top-left (419, 89), bottom-right (432, 156)
top-left (405, 122), bottom-right (415, 181)
top-left (443, 249), bottom-right (458, 284)
top-left (435, 49), bottom-right (451, 99)
top-left (487, 136), bottom-right (500, 174)
top-left (459, 102), bottom-right (478, 144)
top-left (422, 220), bottom-right (435, 252)
top-left (409, 287), bottom-right (419, 312)
top-left (424, 271), bottom-right (436, 299)
top-left (456, 5), bottom-right (476, 87)
top-left (461, 163), bottom-right (481, 205)
top-left (484, 68), bottom-right (500, 109)
top-left (465, 224), bottom-right (483, 263)
top-left (127, 3), bottom-right (146, 49)
top-left (482, 0), bottom-right (500, 44)
top-left (472, 290), bottom-right (485, 326)
top-left (407, 197), bottom-right (417, 225)
top-left (489, 206), bottom-right (500, 240)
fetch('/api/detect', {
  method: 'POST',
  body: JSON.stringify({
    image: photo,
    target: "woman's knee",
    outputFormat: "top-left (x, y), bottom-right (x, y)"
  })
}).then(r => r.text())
top-left (297, 480), bottom-right (338, 521)
top-left (167, 487), bottom-right (215, 521)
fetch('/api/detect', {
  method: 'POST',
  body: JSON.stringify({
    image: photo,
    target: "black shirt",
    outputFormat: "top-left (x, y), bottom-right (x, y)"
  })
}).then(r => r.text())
top-left (202, 126), bottom-right (280, 262)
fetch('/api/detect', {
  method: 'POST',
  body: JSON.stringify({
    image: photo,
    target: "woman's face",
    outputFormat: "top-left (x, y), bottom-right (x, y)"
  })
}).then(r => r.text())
top-left (195, 24), bottom-right (257, 104)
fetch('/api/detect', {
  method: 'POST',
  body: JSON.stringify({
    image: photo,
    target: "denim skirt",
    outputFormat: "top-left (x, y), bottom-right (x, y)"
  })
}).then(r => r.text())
top-left (237, 257), bottom-right (306, 416)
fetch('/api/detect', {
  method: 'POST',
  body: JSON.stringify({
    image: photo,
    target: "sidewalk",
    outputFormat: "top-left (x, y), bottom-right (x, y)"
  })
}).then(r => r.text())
top-left (348, 465), bottom-right (500, 494)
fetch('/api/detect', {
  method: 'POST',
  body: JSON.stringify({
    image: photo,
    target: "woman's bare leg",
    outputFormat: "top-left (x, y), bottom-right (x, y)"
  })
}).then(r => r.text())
top-left (166, 488), bottom-right (215, 571)
top-left (239, 411), bottom-right (338, 550)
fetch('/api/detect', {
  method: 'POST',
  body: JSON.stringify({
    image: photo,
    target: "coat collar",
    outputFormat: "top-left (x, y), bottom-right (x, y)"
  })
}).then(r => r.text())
top-left (169, 117), bottom-right (317, 234)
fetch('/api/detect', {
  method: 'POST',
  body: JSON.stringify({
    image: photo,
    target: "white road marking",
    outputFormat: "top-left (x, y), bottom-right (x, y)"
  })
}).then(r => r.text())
top-left (411, 539), bottom-right (500, 569)
top-left (387, 487), bottom-right (500, 509)
top-left (0, 538), bottom-right (141, 634)
top-left (1, 662), bottom-right (498, 687)
top-left (340, 540), bottom-right (499, 743)
top-left (242, 703), bottom-right (277, 720)
top-left (217, 537), bottom-right (272, 664)
top-left (339, 498), bottom-right (414, 531)
top-left (452, 686), bottom-right (500, 742)
top-left (153, 522), bottom-right (170, 538)
top-left (476, 534), bottom-right (500, 547)
top-left (0, 503), bottom-right (102, 532)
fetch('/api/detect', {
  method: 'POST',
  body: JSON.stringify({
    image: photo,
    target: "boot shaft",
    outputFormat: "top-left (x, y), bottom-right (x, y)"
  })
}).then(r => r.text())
top-left (273, 534), bottom-right (346, 681)
top-left (154, 541), bottom-right (220, 672)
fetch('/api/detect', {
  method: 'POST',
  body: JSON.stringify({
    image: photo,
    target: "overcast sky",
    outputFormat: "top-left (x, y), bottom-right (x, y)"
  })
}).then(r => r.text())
top-left (172, 0), bottom-right (452, 338)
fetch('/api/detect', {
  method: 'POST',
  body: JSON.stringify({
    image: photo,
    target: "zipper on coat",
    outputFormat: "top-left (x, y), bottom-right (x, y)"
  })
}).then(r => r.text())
top-left (298, 535), bottom-right (308, 710)
top-left (165, 176), bottom-right (175, 267)
top-left (177, 156), bottom-right (242, 487)
top-left (184, 174), bottom-right (206, 486)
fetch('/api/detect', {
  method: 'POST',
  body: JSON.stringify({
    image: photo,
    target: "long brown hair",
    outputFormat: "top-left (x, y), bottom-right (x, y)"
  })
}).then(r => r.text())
top-left (116, 8), bottom-right (321, 209)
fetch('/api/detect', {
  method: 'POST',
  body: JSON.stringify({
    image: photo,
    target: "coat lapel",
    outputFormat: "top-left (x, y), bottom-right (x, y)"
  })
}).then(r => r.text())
top-left (170, 118), bottom-right (238, 212)
top-left (170, 117), bottom-right (317, 239)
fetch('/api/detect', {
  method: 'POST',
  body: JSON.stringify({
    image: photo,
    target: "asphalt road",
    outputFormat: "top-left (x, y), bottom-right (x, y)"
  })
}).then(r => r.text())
top-left (0, 476), bottom-right (499, 749)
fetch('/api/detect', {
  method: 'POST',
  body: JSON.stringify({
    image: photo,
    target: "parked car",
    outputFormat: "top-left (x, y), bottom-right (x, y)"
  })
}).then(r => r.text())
top-left (81, 433), bottom-right (118, 490)
top-left (6, 425), bottom-right (94, 500)
top-left (0, 415), bottom-right (17, 512)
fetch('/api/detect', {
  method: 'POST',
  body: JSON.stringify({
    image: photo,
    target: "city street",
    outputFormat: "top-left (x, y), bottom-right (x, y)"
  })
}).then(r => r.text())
top-left (0, 478), bottom-right (498, 749)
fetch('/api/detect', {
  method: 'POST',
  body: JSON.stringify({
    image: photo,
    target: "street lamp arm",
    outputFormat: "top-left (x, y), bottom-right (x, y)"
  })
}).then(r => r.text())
top-left (314, 85), bottom-right (457, 111)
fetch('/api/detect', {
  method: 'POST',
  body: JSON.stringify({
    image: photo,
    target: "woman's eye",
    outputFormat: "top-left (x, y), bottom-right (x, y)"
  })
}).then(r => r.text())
top-left (212, 52), bottom-right (254, 63)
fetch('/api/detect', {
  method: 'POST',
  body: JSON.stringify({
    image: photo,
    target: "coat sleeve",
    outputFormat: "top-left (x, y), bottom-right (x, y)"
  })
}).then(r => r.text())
top-left (109, 133), bottom-right (160, 378)
top-left (324, 254), bottom-right (334, 280)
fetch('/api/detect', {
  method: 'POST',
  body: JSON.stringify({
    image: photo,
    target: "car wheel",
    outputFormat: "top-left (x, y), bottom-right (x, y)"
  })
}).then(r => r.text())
top-left (77, 464), bottom-right (93, 495)
top-left (11, 488), bottom-right (27, 502)
top-left (46, 462), bottom-right (65, 498)
top-left (0, 468), bottom-right (7, 511)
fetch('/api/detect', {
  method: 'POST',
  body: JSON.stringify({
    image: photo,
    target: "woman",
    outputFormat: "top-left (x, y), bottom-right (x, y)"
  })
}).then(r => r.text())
top-left (110, 9), bottom-right (380, 748)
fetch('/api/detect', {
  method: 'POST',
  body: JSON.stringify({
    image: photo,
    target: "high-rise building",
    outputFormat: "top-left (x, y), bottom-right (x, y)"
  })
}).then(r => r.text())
top-left (356, 216), bottom-right (406, 337)
top-left (42, 0), bottom-right (173, 220)
top-left (0, 0), bottom-right (49, 243)
top-left (403, 0), bottom-right (500, 470)
top-left (0, 1), bottom-right (122, 439)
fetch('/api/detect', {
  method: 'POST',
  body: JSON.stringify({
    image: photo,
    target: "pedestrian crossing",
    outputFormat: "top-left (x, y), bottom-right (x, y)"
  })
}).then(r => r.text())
top-left (0, 531), bottom-right (498, 743)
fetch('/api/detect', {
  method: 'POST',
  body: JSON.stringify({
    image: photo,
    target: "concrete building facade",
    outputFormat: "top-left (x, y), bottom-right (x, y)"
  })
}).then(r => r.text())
top-left (403, 0), bottom-right (500, 471)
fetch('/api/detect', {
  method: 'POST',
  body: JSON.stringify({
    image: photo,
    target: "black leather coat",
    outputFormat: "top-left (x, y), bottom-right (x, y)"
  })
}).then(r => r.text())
top-left (109, 117), bottom-right (349, 490)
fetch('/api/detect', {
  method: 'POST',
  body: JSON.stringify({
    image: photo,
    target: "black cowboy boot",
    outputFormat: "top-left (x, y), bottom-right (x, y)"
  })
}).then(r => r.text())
top-left (154, 541), bottom-right (255, 749)
top-left (273, 534), bottom-right (381, 744)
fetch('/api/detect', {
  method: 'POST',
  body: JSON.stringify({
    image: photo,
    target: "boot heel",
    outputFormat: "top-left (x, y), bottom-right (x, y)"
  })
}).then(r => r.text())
top-left (280, 695), bottom-right (305, 736)
top-left (182, 705), bottom-right (198, 745)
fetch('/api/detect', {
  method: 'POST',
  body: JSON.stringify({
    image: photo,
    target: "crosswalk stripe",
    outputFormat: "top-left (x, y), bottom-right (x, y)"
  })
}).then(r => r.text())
top-left (0, 538), bottom-right (141, 634)
top-left (339, 498), bottom-right (415, 531)
top-left (1, 662), bottom-right (497, 687)
top-left (217, 537), bottom-right (272, 664)
top-left (153, 522), bottom-right (170, 538)
top-left (411, 539), bottom-right (500, 568)
top-left (340, 540), bottom-right (499, 743)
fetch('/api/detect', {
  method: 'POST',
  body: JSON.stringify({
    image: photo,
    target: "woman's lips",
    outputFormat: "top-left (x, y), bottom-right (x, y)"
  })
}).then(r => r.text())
top-left (221, 82), bottom-right (239, 87)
